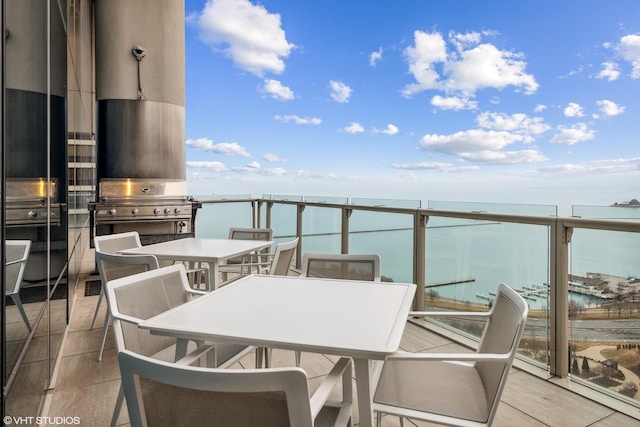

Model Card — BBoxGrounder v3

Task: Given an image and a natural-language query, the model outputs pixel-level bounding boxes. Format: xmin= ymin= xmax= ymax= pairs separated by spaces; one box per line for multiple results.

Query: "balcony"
xmin=14 ymin=196 xmax=640 ymax=425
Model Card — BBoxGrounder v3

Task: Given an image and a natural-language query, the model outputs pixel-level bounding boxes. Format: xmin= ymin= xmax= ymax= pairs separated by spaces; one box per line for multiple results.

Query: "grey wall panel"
xmin=97 ymin=100 xmax=185 ymax=179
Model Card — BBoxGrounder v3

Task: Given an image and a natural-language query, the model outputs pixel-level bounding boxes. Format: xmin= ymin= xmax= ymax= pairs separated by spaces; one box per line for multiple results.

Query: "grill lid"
xmin=7 ymin=178 xmax=59 ymax=204
xmin=98 ymin=178 xmax=188 ymax=202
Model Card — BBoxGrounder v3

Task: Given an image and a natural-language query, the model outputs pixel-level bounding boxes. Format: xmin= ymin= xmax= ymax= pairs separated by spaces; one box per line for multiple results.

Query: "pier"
xmin=425 ymin=278 xmax=475 ymax=288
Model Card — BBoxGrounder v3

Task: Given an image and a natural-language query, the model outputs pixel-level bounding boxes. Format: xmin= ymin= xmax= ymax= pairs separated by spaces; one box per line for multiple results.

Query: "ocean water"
xmin=195 ymin=198 xmax=640 ymax=310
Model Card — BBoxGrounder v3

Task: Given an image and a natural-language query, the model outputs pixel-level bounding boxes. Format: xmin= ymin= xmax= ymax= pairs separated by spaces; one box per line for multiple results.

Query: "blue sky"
xmin=183 ymin=0 xmax=639 ymax=208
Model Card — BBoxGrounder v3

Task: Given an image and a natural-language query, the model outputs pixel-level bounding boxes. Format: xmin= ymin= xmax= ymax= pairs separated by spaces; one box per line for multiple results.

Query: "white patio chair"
xmin=94 ymin=251 xmax=160 ymax=361
xmin=224 ymin=237 xmax=299 ymax=279
xmin=219 ymin=227 xmax=273 ymax=280
xmin=302 ymin=253 xmax=381 ymax=281
xmin=106 ymin=264 xmax=257 ymax=427
xmin=5 ymin=240 xmax=32 ymax=331
xmin=91 ymin=232 xmax=144 ymax=335
xmin=372 ymin=283 xmax=529 ymax=427
xmin=295 ymin=252 xmax=381 ymax=366
xmin=118 ymin=347 xmax=353 ymax=427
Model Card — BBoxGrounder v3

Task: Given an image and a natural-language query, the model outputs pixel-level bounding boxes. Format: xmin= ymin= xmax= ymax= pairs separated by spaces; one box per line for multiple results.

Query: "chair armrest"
xmin=309 ymin=357 xmax=352 ymax=419
xmin=187 ymin=289 xmax=207 ymax=297
xmin=409 ymin=310 xmax=492 ymax=318
xmin=385 ymin=351 xmax=511 ymax=363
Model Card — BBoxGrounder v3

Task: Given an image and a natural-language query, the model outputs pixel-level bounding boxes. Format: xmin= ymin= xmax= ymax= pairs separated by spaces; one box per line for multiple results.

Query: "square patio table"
xmin=139 ymin=274 xmax=416 ymax=427
xmin=120 ymin=237 xmax=272 ymax=290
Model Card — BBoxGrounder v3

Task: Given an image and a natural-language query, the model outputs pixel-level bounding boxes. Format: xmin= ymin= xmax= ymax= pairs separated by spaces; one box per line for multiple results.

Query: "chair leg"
xmin=9 ymin=294 xmax=31 ymax=331
xmin=110 ymin=383 xmax=124 ymax=427
xmin=90 ymin=287 xmax=106 ymax=329
xmin=97 ymin=311 xmax=111 ymax=362
xmin=295 ymin=350 xmax=301 ymax=367
xmin=256 ymin=347 xmax=263 ymax=368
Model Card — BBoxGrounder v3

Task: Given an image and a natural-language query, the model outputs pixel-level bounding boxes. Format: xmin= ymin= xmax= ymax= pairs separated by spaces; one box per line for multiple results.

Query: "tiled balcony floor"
xmin=39 ymin=271 xmax=639 ymax=427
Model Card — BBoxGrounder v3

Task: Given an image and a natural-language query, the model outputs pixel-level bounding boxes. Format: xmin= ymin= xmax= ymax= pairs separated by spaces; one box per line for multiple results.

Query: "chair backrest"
xmin=95 ymin=251 xmax=160 ymax=286
xmin=476 ymin=283 xmax=529 ymax=421
xmin=119 ymin=348 xmax=318 ymax=427
xmin=105 ymin=264 xmax=192 ymax=357
xmin=301 ymin=253 xmax=381 ymax=281
xmin=94 ymin=231 xmax=142 ymax=254
xmin=227 ymin=227 xmax=273 ymax=264
xmin=5 ymin=240 xmax=31 ymax=296
xmin=228 ymin=227 xmax=273 ymax=242
xmin=268 ymin=238 xmax=299 ymax=276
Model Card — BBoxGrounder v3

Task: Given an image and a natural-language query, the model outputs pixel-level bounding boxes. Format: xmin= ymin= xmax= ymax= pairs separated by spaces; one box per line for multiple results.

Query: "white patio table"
xmin=119 ymin=237 xmax=272 ymax=290
xmin=138 ymin=274 xmax=416 ymax=427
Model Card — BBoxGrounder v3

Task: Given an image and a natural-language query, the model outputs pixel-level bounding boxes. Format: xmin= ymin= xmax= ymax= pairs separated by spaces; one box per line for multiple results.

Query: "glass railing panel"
xmin=423 ymin=215 xmax=550 ymax=367
xmin=195 ymin=198 xmax=254 ymax=238
xmin=429 ymin=200 xmax=557 ymax=216
xmin=349 ymin=210 xmax=414 ymax=283
xmin=265 ymin=202 xmax=297 ymax=244
xmin=573 ymin=204 xmax=640 ymax=220
xmin=568 ymin=210 xmax=640 ymax=406
xmin=300 ymin=206 xmax=342 ymax=253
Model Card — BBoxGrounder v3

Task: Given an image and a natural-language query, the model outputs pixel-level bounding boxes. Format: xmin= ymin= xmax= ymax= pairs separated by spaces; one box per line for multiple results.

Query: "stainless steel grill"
xmin=6 ymin=178 xmax=62 ymax=227
xmin=89 ymin=178 xmax=201 ymax=245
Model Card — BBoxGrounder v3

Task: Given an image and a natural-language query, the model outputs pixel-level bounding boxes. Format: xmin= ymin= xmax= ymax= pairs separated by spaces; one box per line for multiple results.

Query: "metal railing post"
xmin=341 ymin=208 xmax=352 ymax=254
xmin=296 ymin=204 xmax=305 ymax=269
xmin=413 ymin=212 xmax=427 ymax=311
xmin=550 ymin=220 xmax=571 ymax=377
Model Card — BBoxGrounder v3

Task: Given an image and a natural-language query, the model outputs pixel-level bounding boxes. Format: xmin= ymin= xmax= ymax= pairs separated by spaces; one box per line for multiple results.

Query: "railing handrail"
xmin=196 ymin=196 xmax=640 ymax=379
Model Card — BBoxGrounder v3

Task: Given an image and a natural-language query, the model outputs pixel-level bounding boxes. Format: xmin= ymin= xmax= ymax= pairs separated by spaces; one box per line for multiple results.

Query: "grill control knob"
xmin=174 ymin=207 xmax=181 ymax=214
xmin=132 ymin=208 xmax=139 ymax=216
xmin=109 ymin=208 xmax=117 ymax=215
xmin=164 ymin=207 xmax=172 ymax=214
xmin=27 ymin=210 xmax=38 ymax=218
xmin=154 ymin=208 xmax=161 ymax=215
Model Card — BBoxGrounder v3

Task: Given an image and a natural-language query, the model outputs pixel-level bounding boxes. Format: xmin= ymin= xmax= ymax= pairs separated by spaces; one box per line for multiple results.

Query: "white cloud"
xmin=534 ymin=104 xmax=547 ymax=113
xmin=596 ymin=99 xmax=625 ymax=117
xmin=262 ymin=79 xmax=294 ymax=100
xmin=329 ymin=80 xmax=352 ymax=103
xmin=448 ymin=30 xmax=483 ymax=52
xmin=186 ymin=160 xmax=227 ymax=172
xmin=597 ymin=61 xmax=620 ymax=81
xmin=402 ymin=31 xmax=447 ymax=97
xmin=538 ymin=157 xmax=640 ymax=174
xmin=444 ymin=43 xmax=538 ymax=94
xmin=617 ymin=34 xmax=640 ymax=78
xmin=563 ymin=102 xmax=584 ymax=117
xmin=402 ymin=30 xmax=538 ymax=108
xmin=550 ymin=123 xmax=596 ymax=145
xmin=186 ymin=138 xmax=251 ymax=157
xmin=476 ymin=112 xmax=550 ymax=136
xmin=373 ymin=124 xmax=399 ymax=135
xmin=274 ymin=114 xmax=322 ymax=125
xmin=430 ymin=95 xmax=477 ymax=110
xmin=194 ymin=0 xmax=295 ymax=76
xmin=390 ymin=161 xmax=479 ymax=172
xmin=343 ymin=122 xmax=365 ymax=134
xmin=232 ymin=162 xmax=288 ymax=175
xmin=419 ymin=129 xmax=546 ymax=164
xmin=369 ymin=48 xmax=383 ymax=66
xmin=263 ymin=153 xmax=282 ymax=162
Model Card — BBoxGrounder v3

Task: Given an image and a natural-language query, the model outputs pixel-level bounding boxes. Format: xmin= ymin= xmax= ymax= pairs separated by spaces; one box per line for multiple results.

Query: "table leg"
xmin=173 ymin=338 xmax=188 ymax=362
xmin=353 ymin=358 xmax=374 ymax=427
xmin=210 ymin=262 xmax=219 ymax=291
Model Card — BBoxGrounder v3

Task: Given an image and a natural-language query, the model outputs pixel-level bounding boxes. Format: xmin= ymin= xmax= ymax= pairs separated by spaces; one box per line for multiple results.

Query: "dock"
xmin=425 ymin=278 xmax=475 ymax=288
